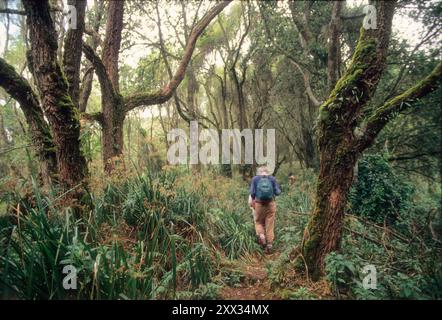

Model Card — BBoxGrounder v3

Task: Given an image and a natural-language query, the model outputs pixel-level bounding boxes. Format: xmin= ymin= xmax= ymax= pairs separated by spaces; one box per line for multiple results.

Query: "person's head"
xmin=257 ymin=166 xmax=269 ymax=176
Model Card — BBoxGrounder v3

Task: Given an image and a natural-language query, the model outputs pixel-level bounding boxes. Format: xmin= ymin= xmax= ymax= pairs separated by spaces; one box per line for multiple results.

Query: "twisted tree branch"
xmin=123 ymin=0 xmax=231 ymax=112
xmin=82 ymin=43 xmax=116 ymax=102
xmin=355 ymin=63 xmax=442 ymax=153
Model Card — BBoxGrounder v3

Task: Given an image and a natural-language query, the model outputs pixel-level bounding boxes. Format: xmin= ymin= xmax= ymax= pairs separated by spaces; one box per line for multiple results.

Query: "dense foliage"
xmin=349 ymin=154 xmax=414 ymax=225
xmin=0 ymin=0 xmax=441 ymax=300
xmin=0 ymin=169 xmax=260 ymax=299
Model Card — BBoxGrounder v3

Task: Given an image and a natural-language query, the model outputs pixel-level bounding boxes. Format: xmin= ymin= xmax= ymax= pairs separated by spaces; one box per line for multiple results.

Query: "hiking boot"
xmin=258 ymin=234 xmax=266 ymax=247
xmin=265 ymin=243 xmax=273 ymax=254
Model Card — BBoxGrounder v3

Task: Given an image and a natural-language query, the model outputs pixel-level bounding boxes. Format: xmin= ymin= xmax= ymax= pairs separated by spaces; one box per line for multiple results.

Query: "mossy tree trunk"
xmin=62 ymin=0 xmax=86 ymax=109
xmin=0 ymin=57 xmax=58 ymax=185
xmin=78 ymin=1 xmax=105 ymax=113
xmin=302 ymin=1 xmax=442 ymax=280
xmin=102 ymin=97 xmax=126 ymax=173
xmin=23 ymin=0 xmax=88 ymax=196
xmin=100 ymin=0 xmax=125 ymax=173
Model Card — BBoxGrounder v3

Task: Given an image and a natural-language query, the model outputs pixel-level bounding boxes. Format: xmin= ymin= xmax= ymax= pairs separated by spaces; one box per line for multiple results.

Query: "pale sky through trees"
xmin=0 ymin=0 xmax=436 ymax=121
xmin=0 ymin=1 xmax=429 ymax=62
xmin=120 ymin=0 xmax=428 ymax=68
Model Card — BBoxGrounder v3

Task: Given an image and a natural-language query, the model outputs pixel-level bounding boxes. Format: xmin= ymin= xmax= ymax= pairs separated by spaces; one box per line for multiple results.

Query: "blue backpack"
xmin=256 ymin=176 xmax=274 ymax=201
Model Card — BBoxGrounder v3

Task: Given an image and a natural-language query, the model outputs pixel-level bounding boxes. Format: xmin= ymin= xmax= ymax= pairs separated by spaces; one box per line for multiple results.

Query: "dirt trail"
xmin=220 ymin=252 xmax=281 ymax=300
xmin=219 ymin=250 xmax=333 ymax=300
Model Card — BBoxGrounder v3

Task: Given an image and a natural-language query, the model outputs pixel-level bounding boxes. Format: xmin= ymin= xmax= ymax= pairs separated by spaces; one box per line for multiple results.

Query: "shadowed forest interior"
xmin=0 ymin=0 xmax=441 ymax=300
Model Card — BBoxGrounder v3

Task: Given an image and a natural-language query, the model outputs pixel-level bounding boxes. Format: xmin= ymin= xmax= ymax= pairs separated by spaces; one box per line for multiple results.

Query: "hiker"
xmin=288 ymin=172 xmax=296 ymax=185
xmin=248 ymin=194 xmax=256 ymax=221
xmin=249 ymin=166 xmax=281 ymax=253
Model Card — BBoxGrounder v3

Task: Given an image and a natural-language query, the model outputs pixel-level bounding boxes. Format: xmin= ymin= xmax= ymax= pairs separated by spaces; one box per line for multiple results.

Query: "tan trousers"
xmin=254 ymin=201 xmax=276 ymax=244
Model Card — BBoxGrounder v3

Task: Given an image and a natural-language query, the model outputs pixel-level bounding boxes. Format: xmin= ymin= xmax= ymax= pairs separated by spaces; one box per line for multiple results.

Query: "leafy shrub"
xmin=0 ymin=171 xmax=218 ymax=299
xmin=220 ymin=269 xmax=244 ymax=287
xmin=283 ymin=287 xmax=316 ymax=300
xmin=349 ymin=154 xmax=414 ymax=224
xmin=338 ymin=203 xmax=442 ymax=300
xmin=175 ymin=282 xmax=221 ymax=300
xmin=325 ymin=252 xmax=358 ymax=297
xmin=209 ymin=208 xmax=260 ymax=259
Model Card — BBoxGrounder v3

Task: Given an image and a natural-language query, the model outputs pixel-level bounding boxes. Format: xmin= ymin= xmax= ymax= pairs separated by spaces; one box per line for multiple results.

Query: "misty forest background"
xmin=0 ymin=0 xmax=441 ymax=300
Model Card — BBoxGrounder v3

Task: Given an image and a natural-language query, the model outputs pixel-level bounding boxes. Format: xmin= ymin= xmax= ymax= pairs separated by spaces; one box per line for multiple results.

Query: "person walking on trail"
xmin=249 ymin=166 xmax=281 ymax=253
xmin=288 ymin=172 xmax=296 ymax=185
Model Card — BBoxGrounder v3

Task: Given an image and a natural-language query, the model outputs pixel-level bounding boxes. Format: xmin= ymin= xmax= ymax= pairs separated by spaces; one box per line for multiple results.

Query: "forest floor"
xmin=218 ymin=249 xmax=334 ymax=300
xmin=219 ymin=252 xmax=281 ymax=300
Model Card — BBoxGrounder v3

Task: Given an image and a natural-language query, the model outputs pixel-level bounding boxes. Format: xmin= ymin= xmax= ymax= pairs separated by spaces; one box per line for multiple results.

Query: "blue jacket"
xmin=249 ymin=175 xmax=281 ymax=200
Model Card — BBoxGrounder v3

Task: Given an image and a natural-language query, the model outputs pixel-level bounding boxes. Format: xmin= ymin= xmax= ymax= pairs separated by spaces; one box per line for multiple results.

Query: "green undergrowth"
xmin=1 ymin=165 xmax=440 ymax=300
xmin=0 ymin=168 xmax=260 ymax=299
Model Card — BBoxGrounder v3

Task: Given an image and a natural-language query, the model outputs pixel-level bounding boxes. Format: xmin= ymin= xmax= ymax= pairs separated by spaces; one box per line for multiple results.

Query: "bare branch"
xmin=0 ymin=8 xmax=26 ymax=15
xmin=340 ymin=13 xmax=365 ymax=20
xmin=81 ymin=112 xmax=104 ymax=125
xmin=327 ymin=1 xmax=342 ymax=92
xmin=82 ymin=43 xmax=116 ymax=102
xmin=84 ymin=26 xmax=103 ymax=48
xmin=63 ymin=0 xmax=87 ymax=108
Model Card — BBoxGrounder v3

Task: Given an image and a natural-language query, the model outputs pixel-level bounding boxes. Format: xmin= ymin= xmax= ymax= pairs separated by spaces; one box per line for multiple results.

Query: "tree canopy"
xmin=0 ymin=0 xmax=441 ymax=301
